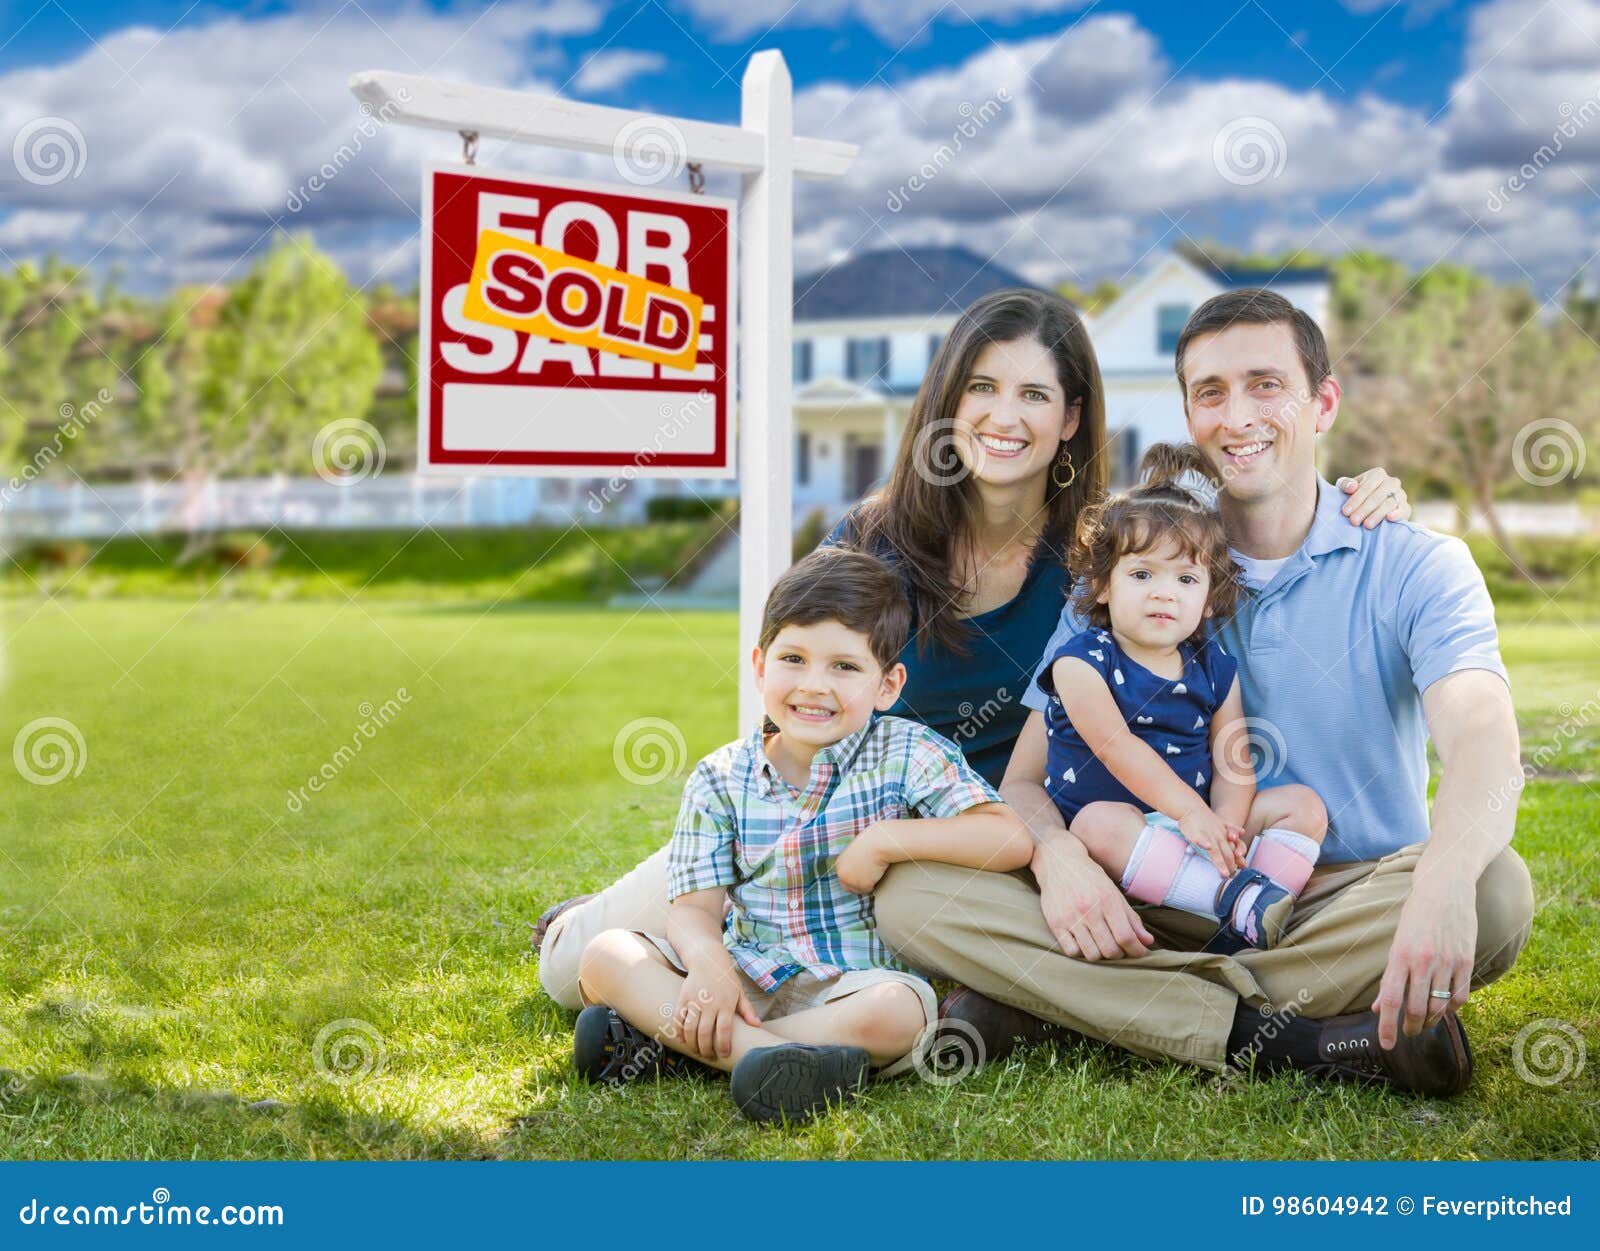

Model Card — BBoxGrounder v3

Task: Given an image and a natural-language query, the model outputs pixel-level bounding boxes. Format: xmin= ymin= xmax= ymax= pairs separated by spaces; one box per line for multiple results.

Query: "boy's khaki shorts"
xmin=636 ymin=931 xmax=939 ymax=1079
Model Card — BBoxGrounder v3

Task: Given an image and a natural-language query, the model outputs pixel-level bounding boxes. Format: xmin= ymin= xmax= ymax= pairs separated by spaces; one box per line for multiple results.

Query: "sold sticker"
xmin=461 ymin=228 xmax=703 ymax=373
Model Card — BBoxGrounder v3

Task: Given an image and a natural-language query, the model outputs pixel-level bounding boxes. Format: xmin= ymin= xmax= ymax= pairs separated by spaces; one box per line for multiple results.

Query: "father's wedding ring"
xmin=1429 ymin=989 xmax=1452 ymax=999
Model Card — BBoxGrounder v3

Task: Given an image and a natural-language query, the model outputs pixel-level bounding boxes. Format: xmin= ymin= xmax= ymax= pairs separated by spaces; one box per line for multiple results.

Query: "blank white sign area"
xmin=441 ymin=384 xmax=717 ymax=455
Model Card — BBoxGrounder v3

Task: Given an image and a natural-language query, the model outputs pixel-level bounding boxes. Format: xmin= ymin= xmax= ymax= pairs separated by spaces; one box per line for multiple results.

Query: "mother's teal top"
xmin=823 ymin=511 xmax=1070 ymax=788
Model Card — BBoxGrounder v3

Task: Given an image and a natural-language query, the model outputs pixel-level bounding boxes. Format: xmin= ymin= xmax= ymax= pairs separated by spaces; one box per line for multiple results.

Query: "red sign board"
xmin=419 ymin=164 xmax=736 ymax=476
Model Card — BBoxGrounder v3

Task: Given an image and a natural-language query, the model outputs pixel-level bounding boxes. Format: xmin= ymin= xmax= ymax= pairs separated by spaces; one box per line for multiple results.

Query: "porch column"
xmin=881 ymin=404 xmax=899 ymax=464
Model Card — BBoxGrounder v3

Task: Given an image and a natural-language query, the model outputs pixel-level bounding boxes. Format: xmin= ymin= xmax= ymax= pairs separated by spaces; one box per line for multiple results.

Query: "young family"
xmin=536 ymin=287 xmax=1535 ymax=1123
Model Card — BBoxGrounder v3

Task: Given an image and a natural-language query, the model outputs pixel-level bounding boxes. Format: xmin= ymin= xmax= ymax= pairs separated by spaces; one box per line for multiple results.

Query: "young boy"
xmin=573 ymin=547 xmax=1032 ymax=1123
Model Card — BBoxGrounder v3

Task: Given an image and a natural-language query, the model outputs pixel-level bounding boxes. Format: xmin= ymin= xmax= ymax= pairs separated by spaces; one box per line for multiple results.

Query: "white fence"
xmin=0 ymin=472 xmax=763 ymax=539
xmin=1411 ymin=500 xmax=1600 ymax=538
xmin=0 ymin=474 xmax=600 ymax=538
xmin=0 ymin=474 xmax=1586 ymax=542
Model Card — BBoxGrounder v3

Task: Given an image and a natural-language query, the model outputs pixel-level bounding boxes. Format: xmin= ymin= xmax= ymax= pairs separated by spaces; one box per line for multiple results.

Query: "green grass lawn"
xmin=0 ymin=596 xmax=1595 ymax=1160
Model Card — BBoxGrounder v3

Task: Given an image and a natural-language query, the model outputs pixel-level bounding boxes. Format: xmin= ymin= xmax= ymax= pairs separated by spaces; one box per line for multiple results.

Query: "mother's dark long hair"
xmin=849 ymin=288 xmax=1107 ymax=656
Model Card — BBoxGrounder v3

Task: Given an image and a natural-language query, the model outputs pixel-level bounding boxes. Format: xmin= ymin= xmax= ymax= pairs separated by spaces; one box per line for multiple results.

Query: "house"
xmin=1089 ymin=252 xmax=1331 ymax=483
xmin=603 ymin=245 xmax=1331 ymax=527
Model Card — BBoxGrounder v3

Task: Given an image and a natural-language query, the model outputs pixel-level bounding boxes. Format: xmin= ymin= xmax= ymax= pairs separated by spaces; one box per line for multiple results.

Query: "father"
xmin=873 ymin=289 xmax=1535 ymax=1095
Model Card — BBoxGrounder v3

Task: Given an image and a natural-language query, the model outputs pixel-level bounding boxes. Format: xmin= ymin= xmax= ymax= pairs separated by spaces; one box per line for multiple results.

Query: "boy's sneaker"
xmin=573 ymin=1005 xmax=708 ymax=1086
xmin=1202 ymin=868 xmax=1296 ymax=955
xmin=730 ymin=1044 xmax=871 ymax=1124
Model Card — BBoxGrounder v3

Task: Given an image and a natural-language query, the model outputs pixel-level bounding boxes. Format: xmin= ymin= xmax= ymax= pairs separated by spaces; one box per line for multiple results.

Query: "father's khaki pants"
xmin=539 ymin=841 xmax=1535 ymax=1071
xmin=872 ymin=842 xmax=1534 ymax=1070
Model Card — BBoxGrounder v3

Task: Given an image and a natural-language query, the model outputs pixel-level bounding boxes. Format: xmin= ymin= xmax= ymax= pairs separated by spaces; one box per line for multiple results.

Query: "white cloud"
xmin=0 ymin=0 xmax=605 ymax=291
xmin=4 ymin=0 xmax=1597 ymax=301
xmin=1358 ymin=0 xmax=1600 ymax=291
xmin=791 ymin=15 xmax=1431 ymax=286
xmin=675 ymin=0 xmax=1089 ymax=42
xmin=574 ymin=49 xmax=667 ymax=94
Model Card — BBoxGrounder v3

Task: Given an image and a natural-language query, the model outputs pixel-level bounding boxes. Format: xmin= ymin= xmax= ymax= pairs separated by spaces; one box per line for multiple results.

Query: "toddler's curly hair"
xmin=1069 ymin=443 xmax=1242 ymax=640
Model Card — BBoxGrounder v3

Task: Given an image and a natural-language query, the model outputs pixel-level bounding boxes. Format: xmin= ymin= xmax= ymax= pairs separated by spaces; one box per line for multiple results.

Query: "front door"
xmin=846 ymin=441 xmax=882 ymax=500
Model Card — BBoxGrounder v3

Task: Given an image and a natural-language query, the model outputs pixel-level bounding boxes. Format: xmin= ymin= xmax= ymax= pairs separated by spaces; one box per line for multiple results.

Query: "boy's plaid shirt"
xmin=666 ymin=714 xmax=1001 ymax=990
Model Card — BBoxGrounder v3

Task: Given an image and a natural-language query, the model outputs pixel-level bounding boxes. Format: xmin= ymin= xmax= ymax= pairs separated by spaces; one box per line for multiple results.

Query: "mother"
xmin=535 ymin=288 xmax=1406 ymax=1009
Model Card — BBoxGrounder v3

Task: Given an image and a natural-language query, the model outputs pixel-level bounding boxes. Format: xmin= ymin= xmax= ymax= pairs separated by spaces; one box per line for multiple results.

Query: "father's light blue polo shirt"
xmin=1023 ymin=478 xmax=1508 ymax=863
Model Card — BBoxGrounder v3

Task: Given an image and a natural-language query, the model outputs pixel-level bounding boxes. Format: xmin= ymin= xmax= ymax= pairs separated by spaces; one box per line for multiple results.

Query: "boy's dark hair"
xmin=1069 ymin=443 xmax=1242 ymax=641
xmin=759 ymin=547 xmax=910 ymax=670
xmin=1174 ymin=287 xmax=1331 ymax=397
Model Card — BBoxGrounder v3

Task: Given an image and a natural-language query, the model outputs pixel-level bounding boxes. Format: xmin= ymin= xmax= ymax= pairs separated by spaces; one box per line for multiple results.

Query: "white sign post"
xmin=351 ymin=54 xmax=856 ymax=734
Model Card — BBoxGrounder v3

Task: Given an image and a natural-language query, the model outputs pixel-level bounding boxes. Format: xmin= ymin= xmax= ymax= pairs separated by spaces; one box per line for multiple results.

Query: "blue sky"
xmin=2 ymin=0 xmax=1596 ymax=298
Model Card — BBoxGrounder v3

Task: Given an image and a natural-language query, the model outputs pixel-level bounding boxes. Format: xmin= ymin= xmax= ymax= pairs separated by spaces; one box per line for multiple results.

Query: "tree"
xmin=199 ymin=230 xmax=381 ymax=478
xmin=1056 ymin=278 xmax=1123 ymax=314
xmin=0 ymin=258 xmax=123 ymax=479
xmin=126 ymin=233 xmax=381 ymax=556
xmin=1334 ymin=272 xmax=1599 ymax=580
xmin=1562 ymin=268 xmax=1600 ymax=344
xmin=132 ymin=289 xmax=213 ymax=475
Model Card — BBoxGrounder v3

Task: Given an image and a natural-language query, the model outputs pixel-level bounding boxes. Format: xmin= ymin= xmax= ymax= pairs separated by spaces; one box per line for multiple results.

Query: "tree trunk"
xmin=1476 ymin=488 xmax=1538 ymax=584
xmin=174 ymin=468 xmax=212 ymax=565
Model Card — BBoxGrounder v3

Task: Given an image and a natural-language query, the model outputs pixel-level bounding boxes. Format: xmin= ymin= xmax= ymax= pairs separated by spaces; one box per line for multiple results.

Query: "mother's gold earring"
xmin=1051 ymin=444 xmax=1076 ymax=489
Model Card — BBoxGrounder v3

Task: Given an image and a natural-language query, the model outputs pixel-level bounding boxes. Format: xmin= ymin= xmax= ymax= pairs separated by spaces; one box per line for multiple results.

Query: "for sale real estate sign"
xmin=419 ymin=164 xmax=736 ymax=476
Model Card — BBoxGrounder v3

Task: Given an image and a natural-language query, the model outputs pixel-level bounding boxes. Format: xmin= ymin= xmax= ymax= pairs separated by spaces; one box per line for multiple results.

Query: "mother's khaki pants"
xmin=540 ymin=845 xmax=676 ymax=1010
xmin=539 ymin=840 xmax=1534 ymax=1071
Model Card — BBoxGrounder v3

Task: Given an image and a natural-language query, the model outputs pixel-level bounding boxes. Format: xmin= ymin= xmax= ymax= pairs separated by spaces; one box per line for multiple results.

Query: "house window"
xmin=797 ymin=432 xmax=811 ymax=486
xmin=793 ymin=340 xmax=813 ymax=383
xmin=1156 ymin=304 xmax=1190 ymax=355
xmin=846 ymin=336 xmax=889 ymax=382
xmin=1120 ymin=428 xmax=1142 ymax=486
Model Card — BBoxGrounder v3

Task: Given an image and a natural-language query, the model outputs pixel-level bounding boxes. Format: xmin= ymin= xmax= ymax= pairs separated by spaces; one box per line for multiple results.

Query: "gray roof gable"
xmin=793 ymin=246 xmax=1041 ymax=321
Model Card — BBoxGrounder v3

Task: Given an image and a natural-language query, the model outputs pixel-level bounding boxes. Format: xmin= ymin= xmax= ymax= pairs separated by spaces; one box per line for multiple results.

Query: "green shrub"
xmin=644 ymin=496 xmax=733 ymax=523
xmin=201 ymin=531 xmax=277 ymax=570
xmin=11 ymin=539 xmax=91 ymax=570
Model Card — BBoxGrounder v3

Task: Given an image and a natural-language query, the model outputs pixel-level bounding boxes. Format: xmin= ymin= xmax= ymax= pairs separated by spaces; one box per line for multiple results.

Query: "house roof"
xmin=1193 ymin=257 xmax=1331 ymax=286
xmin=793 ymin=246 xmax=1042 ymax=321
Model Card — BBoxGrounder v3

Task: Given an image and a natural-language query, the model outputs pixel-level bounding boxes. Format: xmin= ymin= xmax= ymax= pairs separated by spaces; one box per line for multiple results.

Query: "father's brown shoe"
xmin=935 ymin=986 xmax=1068 ymax=1067
xmin=1307 ymin=1009 xmax=1473 ymax=1097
